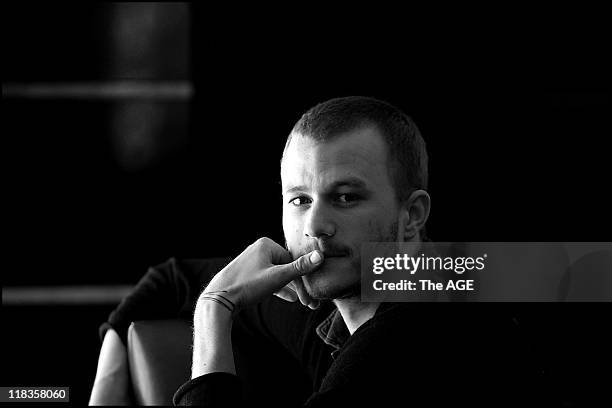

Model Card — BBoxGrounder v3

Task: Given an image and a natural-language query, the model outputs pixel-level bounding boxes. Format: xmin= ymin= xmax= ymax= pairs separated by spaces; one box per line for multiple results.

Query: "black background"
xmin=2 ymin=4 xmax=610 ymax=406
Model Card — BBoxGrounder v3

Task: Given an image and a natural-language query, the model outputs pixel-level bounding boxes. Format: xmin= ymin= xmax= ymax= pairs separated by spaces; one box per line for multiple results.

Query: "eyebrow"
xmin=284 ymin=177 xmax=368 ymax=194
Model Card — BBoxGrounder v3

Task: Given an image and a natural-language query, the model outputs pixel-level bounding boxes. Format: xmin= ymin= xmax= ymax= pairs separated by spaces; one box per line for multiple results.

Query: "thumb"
xmin=277 ymin=250 xmax=324 ymax=281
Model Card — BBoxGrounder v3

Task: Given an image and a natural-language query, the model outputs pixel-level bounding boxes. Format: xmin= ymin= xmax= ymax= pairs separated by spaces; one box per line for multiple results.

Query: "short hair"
xmin=284 ymin=96 xmax=428 ymax=204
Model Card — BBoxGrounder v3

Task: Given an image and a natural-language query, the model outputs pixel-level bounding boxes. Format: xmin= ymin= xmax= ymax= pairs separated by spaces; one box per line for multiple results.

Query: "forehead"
xmin=281 ymin=126 xmax=392 ymax=191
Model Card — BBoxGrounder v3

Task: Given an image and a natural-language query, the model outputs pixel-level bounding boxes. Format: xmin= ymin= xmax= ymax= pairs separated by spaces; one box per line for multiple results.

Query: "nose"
xmin=304 ymin=201 xmax=336 ymax=239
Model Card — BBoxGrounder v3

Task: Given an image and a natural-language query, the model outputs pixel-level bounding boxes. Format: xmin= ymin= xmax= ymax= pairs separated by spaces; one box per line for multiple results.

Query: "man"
xmin=91 ymin=96 xmax=551 ymax=406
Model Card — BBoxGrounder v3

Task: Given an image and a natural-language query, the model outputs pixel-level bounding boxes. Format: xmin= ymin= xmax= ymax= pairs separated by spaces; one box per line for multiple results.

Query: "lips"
xmin=321 ymin=250 xmax=348 ymax=258
xmin=302 ymin=244 xmax=349 ymax=259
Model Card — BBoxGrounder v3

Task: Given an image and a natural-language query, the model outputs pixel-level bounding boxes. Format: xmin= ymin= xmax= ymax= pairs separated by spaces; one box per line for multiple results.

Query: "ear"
xmin=397 ymin=190 xmax=431 ymax=242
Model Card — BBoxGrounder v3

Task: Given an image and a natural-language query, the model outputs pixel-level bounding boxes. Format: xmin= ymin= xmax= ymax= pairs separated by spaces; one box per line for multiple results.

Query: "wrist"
xmin=194 ymin=297 xmax=234 ymax=327
xmin=198 ymin=289 xmax=237 ymax=313
xmin=192 ymin=296 xmax=236 ymax=378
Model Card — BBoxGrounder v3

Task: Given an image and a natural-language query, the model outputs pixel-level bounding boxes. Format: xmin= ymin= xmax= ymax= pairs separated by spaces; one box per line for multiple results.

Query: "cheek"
xmin=282 ymin=211 xmax=301 ymax=241
xmin=367 ymin=218 xmax=379 ymax=234
xmin=361 ymin=214 xmax=396 ymax=240
xmin=333 ymin=218 xmax=376 ymax=255
xmin=345 ymin=217 xmax=383 ymax=238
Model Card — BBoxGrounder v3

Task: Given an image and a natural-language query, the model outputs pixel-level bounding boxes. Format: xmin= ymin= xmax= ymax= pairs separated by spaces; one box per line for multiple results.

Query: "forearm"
xmin=192 ymin=299 xmax=236 ymax=379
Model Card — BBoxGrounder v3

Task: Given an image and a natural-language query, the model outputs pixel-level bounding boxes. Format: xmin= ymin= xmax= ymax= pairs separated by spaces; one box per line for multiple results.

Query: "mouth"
xmin=321 ymin=251 xmax=349 ymax=259
xmin=323 ymin=257 xmax=345 ymax=261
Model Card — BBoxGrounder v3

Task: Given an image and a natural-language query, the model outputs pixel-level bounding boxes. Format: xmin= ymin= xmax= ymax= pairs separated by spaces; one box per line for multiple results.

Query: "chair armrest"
xmin=127 ymin=319 xmax=192 ymax=405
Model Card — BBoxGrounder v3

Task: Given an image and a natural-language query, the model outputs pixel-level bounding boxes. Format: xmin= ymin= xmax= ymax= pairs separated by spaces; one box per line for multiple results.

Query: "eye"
xmin=289 ymin=196 xmax=312 ymax=206
xmin=336 ymin=193 xmax=360 ymax=206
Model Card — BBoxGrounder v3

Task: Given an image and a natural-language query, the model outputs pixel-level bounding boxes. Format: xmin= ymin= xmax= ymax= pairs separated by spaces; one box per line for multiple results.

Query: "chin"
xmin=303 ymin=257 xmax=360 ymax=300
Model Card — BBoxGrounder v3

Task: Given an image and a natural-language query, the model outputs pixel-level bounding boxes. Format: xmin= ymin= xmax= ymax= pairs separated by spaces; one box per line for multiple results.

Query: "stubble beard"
xmin=299 ymin=220 xmax=400 ymax=301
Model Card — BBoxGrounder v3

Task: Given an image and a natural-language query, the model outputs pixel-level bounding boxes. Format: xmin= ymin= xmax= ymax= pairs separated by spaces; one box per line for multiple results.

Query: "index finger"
xmin=267 ymin=240 xmax=294 ymax=266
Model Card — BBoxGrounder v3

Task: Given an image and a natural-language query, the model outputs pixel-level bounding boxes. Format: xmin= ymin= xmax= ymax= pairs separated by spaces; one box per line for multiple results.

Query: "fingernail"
xmin=310 ymin=251 xmax=322 ymax=264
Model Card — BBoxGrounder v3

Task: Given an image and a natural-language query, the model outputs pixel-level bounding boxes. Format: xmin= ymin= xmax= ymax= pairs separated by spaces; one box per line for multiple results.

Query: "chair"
xmin=127 ymin=319 xmax=192 ymax=405
xmin=126 ymin=316 xmax=312 ymax=406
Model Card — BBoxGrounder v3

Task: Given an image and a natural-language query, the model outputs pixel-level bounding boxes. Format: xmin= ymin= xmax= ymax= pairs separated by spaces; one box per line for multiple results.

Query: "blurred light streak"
xmin=2 ymin=81 xmax=193 ymax=100
xmin=3 ymin=285 xmax=133 ymax=305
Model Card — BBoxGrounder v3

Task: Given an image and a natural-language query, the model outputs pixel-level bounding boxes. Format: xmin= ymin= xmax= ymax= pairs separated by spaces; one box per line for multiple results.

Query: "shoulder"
xmin=147 ymin=256 xmax=233 ymax=288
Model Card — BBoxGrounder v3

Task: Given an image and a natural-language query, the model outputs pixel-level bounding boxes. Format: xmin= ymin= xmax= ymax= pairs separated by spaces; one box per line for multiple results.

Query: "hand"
xmin=274 ymin=277 xmax=321 ymax=310
xmin=201 ymin=237 xmax=324 ymax=313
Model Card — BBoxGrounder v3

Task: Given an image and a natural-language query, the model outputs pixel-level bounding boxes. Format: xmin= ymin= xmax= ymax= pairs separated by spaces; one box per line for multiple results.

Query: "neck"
xmin=333 ymin=298 xmax=380 ymax=335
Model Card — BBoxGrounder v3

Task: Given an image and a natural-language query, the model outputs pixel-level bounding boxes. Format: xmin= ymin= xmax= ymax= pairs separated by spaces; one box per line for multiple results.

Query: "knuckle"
xmin=294 ymin=256 xmax=309 ymax=274
xmin=293 ymin=258 xmax=304 ymax=273
xmin=255 ymin=237 xmax=272 ymax=247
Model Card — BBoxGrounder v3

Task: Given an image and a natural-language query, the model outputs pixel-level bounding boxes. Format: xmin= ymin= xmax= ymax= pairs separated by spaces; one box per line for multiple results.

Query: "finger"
xmin=275 ymin=250 xmax=324 ymax=282
xmin=265 ymin=239 xmax=294 ymax=265
xmin=292 ymin=278 xmax=319 ymax=309
xmin=274 ymin=286 xmax=298 ymax=302
xmin=287 ymin=280 xmax=298 ymax=292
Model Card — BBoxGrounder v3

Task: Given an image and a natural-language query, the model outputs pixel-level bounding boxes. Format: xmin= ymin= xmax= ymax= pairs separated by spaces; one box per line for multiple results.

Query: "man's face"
xmin=281 ymin=126 xmax=401 ymax=300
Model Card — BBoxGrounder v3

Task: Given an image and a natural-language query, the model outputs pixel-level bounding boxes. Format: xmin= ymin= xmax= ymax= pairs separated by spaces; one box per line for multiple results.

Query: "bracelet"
xmin=200 ymin=296 xmax=233 ymax=313
xmin=200 ymin=291 xmax=235 ymax=314
xmin=204 ymin=291 xmax=236 ymax=310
